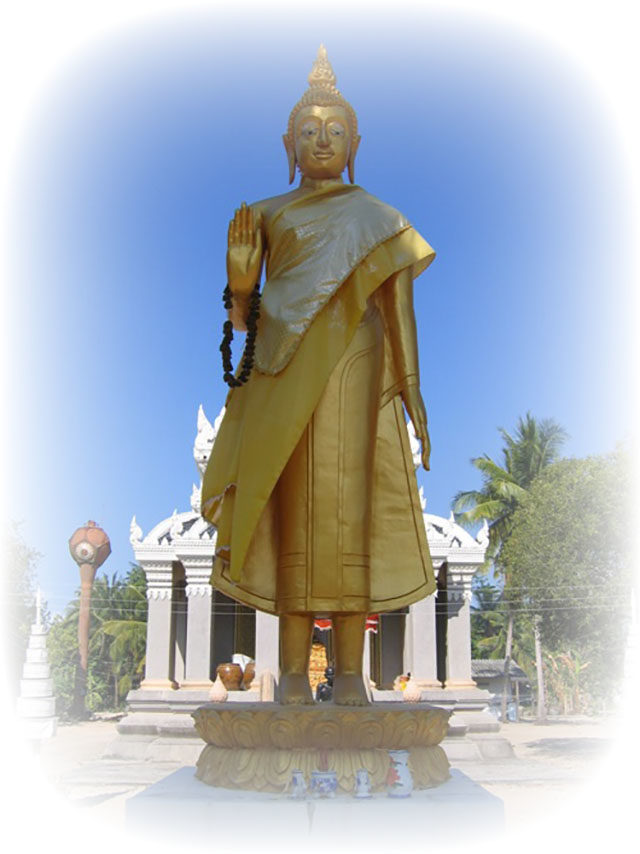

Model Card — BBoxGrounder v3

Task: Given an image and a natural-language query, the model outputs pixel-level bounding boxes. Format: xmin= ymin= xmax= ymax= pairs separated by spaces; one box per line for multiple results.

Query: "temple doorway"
xmin=371 ymin=609 xmax=408 ymax=689
xmin=435 ymin=562 xmax=448 ymax=685
xmin=210 ymin=591 xmax=256 ymax=678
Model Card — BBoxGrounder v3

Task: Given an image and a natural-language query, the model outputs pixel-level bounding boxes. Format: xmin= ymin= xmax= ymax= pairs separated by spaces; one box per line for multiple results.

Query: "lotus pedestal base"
xmin=192 ymin=701 xmax=451 ymax=794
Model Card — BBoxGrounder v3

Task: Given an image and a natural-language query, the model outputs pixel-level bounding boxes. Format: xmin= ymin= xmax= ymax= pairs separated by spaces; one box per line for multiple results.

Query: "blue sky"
xmin=5 ymin=7 xmax=633 ymax=614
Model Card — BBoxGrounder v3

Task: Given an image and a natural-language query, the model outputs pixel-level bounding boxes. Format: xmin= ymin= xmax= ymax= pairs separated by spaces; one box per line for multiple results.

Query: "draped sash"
xmin=201 ymin=186 xmax=436 ymax=614
xmin=256 ymin=184 xmax=411 ymax=374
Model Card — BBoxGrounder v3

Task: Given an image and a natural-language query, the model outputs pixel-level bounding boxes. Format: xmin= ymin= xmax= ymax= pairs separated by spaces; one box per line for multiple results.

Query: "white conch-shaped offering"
xmin=209 ymin=673 xmax=228 ymax=702
xmin=402 ymin=676 xmax=422 ymax=703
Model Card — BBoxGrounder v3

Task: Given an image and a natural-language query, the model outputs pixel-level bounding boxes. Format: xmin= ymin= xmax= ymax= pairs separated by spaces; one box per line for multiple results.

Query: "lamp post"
xmin=68 ymin=521 xmax=111 ymax=717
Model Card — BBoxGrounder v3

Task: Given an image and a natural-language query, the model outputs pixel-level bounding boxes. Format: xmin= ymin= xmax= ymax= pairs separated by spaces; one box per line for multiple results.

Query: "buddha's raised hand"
xmin=226 ymin=202 xmax=263 ymax=295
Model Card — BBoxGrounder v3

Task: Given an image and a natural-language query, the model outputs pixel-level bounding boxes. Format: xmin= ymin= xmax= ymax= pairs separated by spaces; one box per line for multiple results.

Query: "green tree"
xmin=48 ymin=565 xmax=148 ymax=718
xmin=470 ymin=577 xmax=505 ymax=659
xmin=1 ymin=523 xmax=48 ymax=696
xmin=453 ymin=413 xmax=567 ymax=719
xmin=501 ymin=449 xmax=632 ymax=713
xmin=471 ymin=577 xmax=535 ymax=680
xmin=100 ymin=566 xmax=148 ymax=704
xmin=47 ymin=612 xmax=80 ymax=716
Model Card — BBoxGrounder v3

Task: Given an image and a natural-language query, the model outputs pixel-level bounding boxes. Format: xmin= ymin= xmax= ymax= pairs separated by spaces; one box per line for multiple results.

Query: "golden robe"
xmin=202 ymin=183 xmax=436 ymax=616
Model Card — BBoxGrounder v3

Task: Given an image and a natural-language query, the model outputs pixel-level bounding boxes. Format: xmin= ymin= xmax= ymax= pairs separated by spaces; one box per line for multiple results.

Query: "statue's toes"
xmin=333 ymin=691 xmax=370 ymax=706
xmin=279 ymin=674 xmax=314 ymax=705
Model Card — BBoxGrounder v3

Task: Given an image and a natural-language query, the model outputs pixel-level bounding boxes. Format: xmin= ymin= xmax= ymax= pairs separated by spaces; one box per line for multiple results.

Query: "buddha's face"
xmin=293 ymin=105 xmax=351 ymax=179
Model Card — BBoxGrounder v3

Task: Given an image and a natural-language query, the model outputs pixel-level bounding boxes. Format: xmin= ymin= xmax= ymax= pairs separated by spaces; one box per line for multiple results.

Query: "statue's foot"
xmin=279 ymin=673 xmax=314 ymax=705
xmin=332 ymin=673 xmax=370 ymax=706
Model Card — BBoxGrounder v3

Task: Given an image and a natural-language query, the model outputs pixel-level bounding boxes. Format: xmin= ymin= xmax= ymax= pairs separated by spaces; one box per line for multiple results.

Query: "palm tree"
xmin=471 ymin=577 xmax=535 ymax=673
xmin=471 ymin=578 xmax=509 ymax=659
xmin=453 ymin=413 xmax=567 ymax=561
xmin=51 ymin=565 xmax=148 ymax=713
xmin=101 ymin=573 xmax=147 ymax=704
xmin=92 ymin=567 xmax=147 ymax=706
xmin=102 ymin=615 xmax=147 ymax=704
xmin=453 ymin=413 xmax=567 ymax=720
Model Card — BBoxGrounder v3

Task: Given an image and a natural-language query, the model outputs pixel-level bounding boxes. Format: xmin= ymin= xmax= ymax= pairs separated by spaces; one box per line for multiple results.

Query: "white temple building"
xmin=111 ymin=407 xmax=509 ymax=761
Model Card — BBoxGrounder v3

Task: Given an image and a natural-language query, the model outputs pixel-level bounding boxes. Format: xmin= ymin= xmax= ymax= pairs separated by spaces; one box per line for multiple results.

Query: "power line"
xmin=20 ymin=603 xmax=633 ymax=620
xmin=4 ymin=579 xmax=632 ymax=602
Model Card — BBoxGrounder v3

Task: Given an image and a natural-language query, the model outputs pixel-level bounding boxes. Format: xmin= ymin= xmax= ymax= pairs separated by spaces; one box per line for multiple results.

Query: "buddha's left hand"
xmin=403 ymin=386 xmax=431 ymax=471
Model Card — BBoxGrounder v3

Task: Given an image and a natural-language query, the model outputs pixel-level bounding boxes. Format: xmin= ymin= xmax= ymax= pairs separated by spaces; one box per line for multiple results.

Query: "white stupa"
xmin=16 ymin=589 xmax=57 ymax=740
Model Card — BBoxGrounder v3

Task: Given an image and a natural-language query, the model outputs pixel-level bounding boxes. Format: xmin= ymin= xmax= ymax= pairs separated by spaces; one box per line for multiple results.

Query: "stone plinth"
xmin=126 ymin=766 xmax=504 ymax=846
xmin=192 ymin=701 xmax=451 ymax=793
xmin=422 ymin=686 xmax=502 ymax=733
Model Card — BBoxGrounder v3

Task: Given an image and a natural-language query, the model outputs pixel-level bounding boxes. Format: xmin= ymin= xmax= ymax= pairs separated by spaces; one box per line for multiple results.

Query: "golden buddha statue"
xmin=202 ymin=46 xmax=436 ymax=706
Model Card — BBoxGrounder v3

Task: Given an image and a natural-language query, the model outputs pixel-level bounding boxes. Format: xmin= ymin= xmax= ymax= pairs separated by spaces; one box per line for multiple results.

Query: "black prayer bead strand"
xmin=220 ymin=283 xmax=261 ymax=388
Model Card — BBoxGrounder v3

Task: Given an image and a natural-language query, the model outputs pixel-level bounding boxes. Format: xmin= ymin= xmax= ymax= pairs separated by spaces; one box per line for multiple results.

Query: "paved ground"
xmin=456 ymin=716 xmax=619 ymax=830
xmin=11 ymin=712 xmax=633 ymax=852
xmin=34 ymin=717 xmax=183 ymax=824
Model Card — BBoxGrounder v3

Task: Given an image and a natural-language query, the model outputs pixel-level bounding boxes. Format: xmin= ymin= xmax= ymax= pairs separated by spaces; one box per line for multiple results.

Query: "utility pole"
xmin=534 ymin=614 xmax=546 ymax=723
xmin=501 ymin=611 xmax=513 ymax=723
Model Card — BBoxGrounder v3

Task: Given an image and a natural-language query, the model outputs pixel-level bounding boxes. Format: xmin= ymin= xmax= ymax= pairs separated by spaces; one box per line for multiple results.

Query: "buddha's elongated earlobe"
xmin=348 ymin=135 xmax=361 ymax=184
xmin=283 ymin=134 xmax=297 ymax=184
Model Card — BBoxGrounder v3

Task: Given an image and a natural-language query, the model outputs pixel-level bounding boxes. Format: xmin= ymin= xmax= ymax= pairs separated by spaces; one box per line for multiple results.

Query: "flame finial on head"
xmin=307 ymin=44 xmax=337 ymax=92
